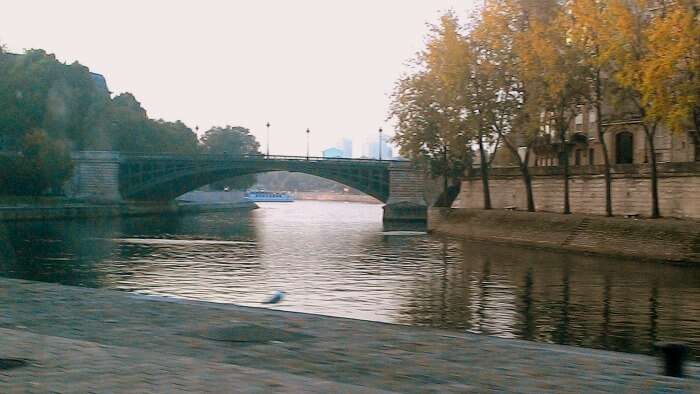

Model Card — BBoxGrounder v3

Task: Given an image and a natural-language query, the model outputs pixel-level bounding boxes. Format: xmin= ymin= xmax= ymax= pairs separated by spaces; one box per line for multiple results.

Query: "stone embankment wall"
xmin=176 ymin=191 xmax=249 ymax=204
xmin=294 ymin=192 xmax=381 ymax=204
xmin=0 ymin=200 xmax=256 ymax=222
xmin=0 ymin=203 xmax=179 ymax=222
xmin=429 ymin=208 xmax=700 ymax=263
xmin=454 ymin=162 xmax=700 ymax=219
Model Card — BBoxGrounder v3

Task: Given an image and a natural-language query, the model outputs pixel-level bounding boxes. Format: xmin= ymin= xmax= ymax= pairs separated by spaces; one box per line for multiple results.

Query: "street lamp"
xmin=306 ymin=128 xmax=310 ymax=160
xmin=378 ymin=127 xmax=383 ymax=161
xmin=266 ymin=122 xmax=270 ymax=158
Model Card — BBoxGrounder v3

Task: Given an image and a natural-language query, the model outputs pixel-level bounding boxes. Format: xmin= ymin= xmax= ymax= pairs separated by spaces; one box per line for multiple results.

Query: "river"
xmin=1 ymin=200 xmax=700 ymax=358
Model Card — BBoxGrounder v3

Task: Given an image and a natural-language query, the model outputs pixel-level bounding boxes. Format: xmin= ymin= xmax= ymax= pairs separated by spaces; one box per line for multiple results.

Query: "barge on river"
xmin=244 ymin=190 xmax=295 ymax=202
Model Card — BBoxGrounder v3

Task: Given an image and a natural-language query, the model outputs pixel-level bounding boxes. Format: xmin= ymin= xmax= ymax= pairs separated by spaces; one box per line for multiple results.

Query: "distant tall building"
xmin=367 ymin=135 xmax=392 ymax=160
xmin=338 ymin=138 xmax=353 ymax=158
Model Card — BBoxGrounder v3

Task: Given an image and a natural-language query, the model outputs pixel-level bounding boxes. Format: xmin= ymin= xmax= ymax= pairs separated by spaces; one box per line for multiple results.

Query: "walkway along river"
xmin=1 ymin=201 xmax=700 ymax=359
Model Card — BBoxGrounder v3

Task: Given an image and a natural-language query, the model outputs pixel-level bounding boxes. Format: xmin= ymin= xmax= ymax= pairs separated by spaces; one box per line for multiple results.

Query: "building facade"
xmin=504 ymin=104 xmax=699 ymax=169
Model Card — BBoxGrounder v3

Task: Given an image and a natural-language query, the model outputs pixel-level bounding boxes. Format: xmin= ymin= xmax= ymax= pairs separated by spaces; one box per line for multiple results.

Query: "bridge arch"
xmin=67 ymin=152 xmax=428 ymax=221
xmin=119 ymin=155 xmax=392 ymax=202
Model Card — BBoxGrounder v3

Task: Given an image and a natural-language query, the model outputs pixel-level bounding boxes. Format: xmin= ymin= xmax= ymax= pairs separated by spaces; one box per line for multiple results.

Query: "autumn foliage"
xmin=390 ymin=0 xmax=700 ymax=217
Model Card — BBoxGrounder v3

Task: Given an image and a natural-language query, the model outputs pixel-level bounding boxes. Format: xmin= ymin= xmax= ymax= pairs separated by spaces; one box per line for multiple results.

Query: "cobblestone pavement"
xmin=0 ymin=278 xmax=698 ymax=393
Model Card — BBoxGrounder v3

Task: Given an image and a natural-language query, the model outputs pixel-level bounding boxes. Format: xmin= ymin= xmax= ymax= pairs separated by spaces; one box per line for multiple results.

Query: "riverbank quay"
xmin=428 ymin=208 xmax=700 ymax=263
xmin=294 ymin=192 xmax=382 ymax=204
xmin=0 ymin=198 xmax=256 ymax=222
xmin=0 ymin=278 xmax=698 ymax=392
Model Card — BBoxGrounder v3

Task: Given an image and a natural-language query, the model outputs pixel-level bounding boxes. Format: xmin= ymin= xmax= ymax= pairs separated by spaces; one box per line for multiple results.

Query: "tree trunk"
xmin=477 ymin=131 xmax=492 ymax=210
xmin=502 ymin=134 xmax=535 ymax=211
xmin=692 ymin=109 xmax=700 ymax=158
xmin=595 ymin=73 xmax=613 ymax=216
xmin=521 ymin=162 xmax=535 ymax=212
xmin=443 ymin=145 xmax=449 ymax=207
xmin=645 ymin=126 xmax=661 ymax=218
xmin=599 ymin=129 xmax=613 ymax=217
xmin=560 ymin=128 xmax=571 ymax=214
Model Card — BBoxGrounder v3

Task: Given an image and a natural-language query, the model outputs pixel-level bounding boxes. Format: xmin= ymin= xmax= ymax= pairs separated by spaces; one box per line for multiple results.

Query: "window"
xmin=575 ymin=149 xmax=582 ymax=166
xmin=616 ymin=131 xmax=634 ymax=164
xmin=575 ymin=111 xmax=584 ymax=132
xmin=589 ymin=149 xmax=595 ymax=165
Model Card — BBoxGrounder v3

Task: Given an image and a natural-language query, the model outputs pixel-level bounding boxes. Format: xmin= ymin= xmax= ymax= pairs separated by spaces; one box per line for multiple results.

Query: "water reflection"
xmin=1 ymin=201 xmax=700 ymax=359
xmin=398 ymin=239 xmax=700 ymax=357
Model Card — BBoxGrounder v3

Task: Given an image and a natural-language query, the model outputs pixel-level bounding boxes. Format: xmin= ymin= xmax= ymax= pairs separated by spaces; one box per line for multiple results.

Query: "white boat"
xmin=244 ymin=190 xmax=295 ymax=202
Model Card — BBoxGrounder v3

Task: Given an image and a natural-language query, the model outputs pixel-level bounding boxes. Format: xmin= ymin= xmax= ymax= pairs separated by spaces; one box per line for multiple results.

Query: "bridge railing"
xmin=118 ymin=152 xmax=408 ymax=164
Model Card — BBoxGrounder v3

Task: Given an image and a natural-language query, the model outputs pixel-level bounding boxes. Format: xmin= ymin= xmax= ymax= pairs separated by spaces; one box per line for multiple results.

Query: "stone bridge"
xmin=67 ymin=151 xmax=431 ymax=221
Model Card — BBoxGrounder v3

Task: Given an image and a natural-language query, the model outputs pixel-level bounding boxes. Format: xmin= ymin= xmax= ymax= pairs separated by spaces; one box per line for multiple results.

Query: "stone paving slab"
xmin=0 ymin=327 xmax=387 ymax=393
xmin=0 ymin=278 xmax=699 ymax=392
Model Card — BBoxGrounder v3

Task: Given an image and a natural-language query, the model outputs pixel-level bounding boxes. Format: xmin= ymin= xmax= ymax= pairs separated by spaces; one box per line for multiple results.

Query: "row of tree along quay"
xmin=0 ymin=48 xmax=261 ymax=202
xmin=390 ymin=0 xmax=700 ymax=218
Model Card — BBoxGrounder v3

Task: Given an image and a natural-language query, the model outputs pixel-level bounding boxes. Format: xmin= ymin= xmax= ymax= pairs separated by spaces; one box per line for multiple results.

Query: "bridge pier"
xmin=383 ymin=164 xmax=427 ymax=222
xmin=65 ymin=151 xmax=123 ymax=202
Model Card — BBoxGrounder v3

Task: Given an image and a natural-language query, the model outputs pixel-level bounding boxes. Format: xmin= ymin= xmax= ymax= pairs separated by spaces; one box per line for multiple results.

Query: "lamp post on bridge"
xmin=306 ymin=128 xmax=310 ymax=160
xmin=266 ymin=122 xmax=270 ymax=158
xmin=378 ymin=127 xmax=383 ymax=161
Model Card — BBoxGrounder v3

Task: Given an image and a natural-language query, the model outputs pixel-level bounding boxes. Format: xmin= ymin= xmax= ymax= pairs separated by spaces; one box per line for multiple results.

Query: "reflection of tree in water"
xmin=119 ymin=211 xmax=257 ymax=240
xmin=649 ymin=283 xmax=659 ymax=349
xmin=98 ymin=212 xmax=265 ymax=294
xmin=397 ymin=240 xmax=700 ymax=359
xmin=0 ymin=211 xmax=262 ymax=289
xmin=553 ymin=264 xmax=571 ymax=345
xmin=0 ymin=219 xmax=122 ymax=287
xmin=600 ymin=276 xmax=611 ymax=349
xmin=519 ymin=269 xmax=536 ymax=341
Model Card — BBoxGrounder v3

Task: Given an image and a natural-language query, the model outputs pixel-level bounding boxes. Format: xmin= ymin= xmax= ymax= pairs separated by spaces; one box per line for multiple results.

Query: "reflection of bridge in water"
xmin=68 ymin=151 xmax=432 ymax=221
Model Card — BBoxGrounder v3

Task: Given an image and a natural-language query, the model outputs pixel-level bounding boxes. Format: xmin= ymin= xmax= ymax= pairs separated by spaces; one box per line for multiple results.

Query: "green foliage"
xmin=0 ymin=50 xmax=110 ymax=150
xmin=102 ymin=93 xmax=200 ymax=154
xmin=201 ymin=126 xmax=261 ymax=190
xmin=0 ymin=130 xmax=73 ymax=196
xmin=0 ymin=49 xmax=202 ymax=195
xmin=201 ymin=126 xmax=260 ymax=155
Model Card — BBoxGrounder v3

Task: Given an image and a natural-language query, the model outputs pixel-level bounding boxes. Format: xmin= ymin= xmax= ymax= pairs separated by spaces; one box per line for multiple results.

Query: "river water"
xmin=1 ymin=201 xmax=700 ymax=358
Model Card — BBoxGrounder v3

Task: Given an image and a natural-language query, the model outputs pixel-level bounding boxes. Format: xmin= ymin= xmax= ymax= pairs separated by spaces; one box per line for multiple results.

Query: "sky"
xmin=2 ymin=0 xmax=478 ymax=157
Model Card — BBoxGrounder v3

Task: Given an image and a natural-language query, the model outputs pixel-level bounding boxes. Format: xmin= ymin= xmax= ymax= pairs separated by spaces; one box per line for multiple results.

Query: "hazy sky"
xmin=2 ymin=1 xmax=478 ymax=156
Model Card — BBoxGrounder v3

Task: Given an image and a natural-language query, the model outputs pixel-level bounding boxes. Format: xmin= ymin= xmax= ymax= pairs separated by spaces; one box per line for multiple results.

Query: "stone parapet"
xmin=457 ymin=163 xmax=700 ymax=219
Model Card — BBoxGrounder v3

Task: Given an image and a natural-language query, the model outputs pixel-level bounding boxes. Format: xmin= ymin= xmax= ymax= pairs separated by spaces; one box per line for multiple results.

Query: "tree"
xmin=2 ymin=130 xmax=74 ymax=196
xmin=567 ymin=0 xmax=616 ymax=216
xmin=468 ymin=0 xmax=547 ymax=212
xmin=597 ymin=0 xmax=667 ymax=218
xmin=390 ymin=13 xmax=474 ymax=207
xmin=151 ymin=119 xmax=200 ymax=154
xmin=200 ymin=126 xmax=261 ymax=190
xmin=641 ymin=0 xmax=700 ymax=150
xmin=517 ymin=5 xmax=590 ymax=214
xmin=0 ymin=50 xmax=111 ymax=150
xmin=0 ymin=48 xmax=203 ymax=197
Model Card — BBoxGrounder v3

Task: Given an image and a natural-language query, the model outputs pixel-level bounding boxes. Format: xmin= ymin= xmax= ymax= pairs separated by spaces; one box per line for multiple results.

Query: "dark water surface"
xmin=1 ymin=201 xmax=700 ymax=358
